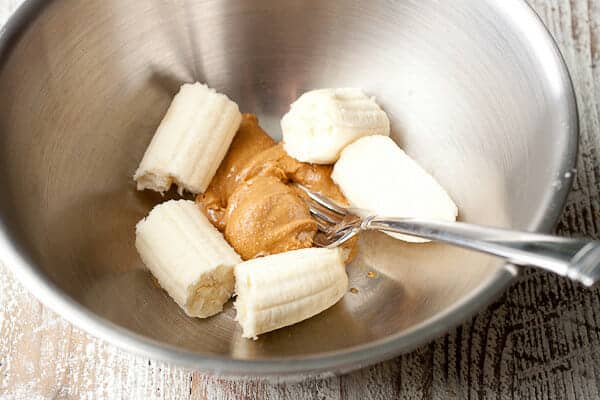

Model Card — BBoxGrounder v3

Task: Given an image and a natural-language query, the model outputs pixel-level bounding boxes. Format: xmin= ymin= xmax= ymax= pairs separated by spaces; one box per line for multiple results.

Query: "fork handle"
xmin=363 ymin=216 xmax=600 ymax=286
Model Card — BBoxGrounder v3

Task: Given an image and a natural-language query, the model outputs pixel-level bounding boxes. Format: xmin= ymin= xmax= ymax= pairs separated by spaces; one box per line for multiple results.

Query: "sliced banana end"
xmin=185 ymin=264 xmax=235 ymax=318
xmin=134 ymin=169 xmax=200 ymax=195
xmin=134 ymin=170 xmax=172 ymax=194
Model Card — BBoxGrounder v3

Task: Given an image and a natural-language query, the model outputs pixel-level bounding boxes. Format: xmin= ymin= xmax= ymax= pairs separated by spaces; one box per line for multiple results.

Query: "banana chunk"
xmin=234 ymin=247 xmax=348 ymax=338
xmin=332 ymin=135 xmax=458 ymax=243
xmin=134 ymin=82 xmax=242 ymax=194
xmin=281 ymin=88 xmax=390 ymax=164
xmin=135 ymin=200 xmax=242 ymax=318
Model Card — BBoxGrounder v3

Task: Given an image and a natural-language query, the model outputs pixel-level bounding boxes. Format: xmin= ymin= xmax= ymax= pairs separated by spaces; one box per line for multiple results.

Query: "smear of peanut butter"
xmin=224 ymin=176 xmax=316 ymax=259
xmin=197 ymin=113 xmax=356 ymax=261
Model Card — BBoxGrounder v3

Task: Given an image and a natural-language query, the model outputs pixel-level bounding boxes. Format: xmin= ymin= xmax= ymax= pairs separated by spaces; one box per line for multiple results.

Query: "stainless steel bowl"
xmin=0 ymin=0 xmax=577 ymax=377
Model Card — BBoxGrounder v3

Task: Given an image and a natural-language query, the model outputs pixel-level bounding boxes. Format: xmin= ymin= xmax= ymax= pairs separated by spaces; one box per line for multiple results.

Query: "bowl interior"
xmin=0 ymin=0 xmax=575 ymax=365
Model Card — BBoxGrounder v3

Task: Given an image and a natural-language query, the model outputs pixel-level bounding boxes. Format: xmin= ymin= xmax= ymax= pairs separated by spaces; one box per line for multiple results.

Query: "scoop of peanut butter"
xmin=224 ymin=176 xmax=316 ymax=259
xmin=197 ymin=113 xmax=355 ymax=261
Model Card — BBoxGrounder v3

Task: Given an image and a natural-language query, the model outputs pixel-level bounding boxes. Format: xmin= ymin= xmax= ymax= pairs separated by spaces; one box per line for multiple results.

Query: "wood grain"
xmin=3 ymin=0 xmax=600 ymax=398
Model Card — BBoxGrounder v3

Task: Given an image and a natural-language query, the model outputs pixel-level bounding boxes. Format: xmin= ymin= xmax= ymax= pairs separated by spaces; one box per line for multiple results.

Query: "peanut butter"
xmin=197 ymin=113 xmax=356 ymax=260
xmin=224 ymin=176 xmax=316 ymax=259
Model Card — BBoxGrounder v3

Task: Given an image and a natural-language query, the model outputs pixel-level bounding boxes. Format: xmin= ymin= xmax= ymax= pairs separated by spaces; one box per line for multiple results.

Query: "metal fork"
xmin=295 ymin=184 xmax=600 ymax=287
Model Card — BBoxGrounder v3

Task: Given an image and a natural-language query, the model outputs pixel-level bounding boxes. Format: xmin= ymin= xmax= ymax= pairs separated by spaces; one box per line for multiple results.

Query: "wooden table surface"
xmin=3 ymin=0 xmax=600 ymax=398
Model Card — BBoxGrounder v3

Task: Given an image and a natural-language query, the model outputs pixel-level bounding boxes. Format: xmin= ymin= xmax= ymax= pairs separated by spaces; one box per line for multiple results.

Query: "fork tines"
xmin=294 ymin=184 xmax=361 ymax=248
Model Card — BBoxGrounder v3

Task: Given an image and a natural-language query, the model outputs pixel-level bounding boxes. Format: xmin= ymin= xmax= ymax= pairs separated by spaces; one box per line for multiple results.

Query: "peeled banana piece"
xmin=281 ymin=88 xmax=390 ymax=164
xmin=135 ymin=200 xmax=242 ymax=318
xmin=134 ymin=82 xmax=242 ymax=194
xmin=234 ymin=247 xmax=348 ymax=339
xmin=332 ymin=135 xmax=458 ymax=243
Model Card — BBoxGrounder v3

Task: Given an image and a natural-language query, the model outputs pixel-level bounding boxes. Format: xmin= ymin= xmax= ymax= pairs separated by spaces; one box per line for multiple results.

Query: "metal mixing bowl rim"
xmin=0 ymin=0 xmax=579 ymax=376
